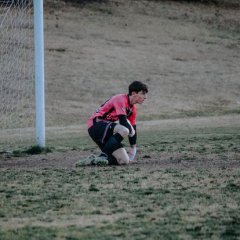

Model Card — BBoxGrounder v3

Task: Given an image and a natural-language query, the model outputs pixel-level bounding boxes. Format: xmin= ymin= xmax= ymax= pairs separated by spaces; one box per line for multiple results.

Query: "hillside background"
xmin=43 ymin=0 xmax=240 ymax=126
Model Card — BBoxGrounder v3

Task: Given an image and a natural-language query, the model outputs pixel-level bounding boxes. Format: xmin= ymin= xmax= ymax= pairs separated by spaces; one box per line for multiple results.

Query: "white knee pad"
xmin=115 ymin=125 xmax=129 ymax=138
xmin=112 ymin=148 xmax=130 ymax=165
xmin=117 ymin=155 xmax=130 ymax=165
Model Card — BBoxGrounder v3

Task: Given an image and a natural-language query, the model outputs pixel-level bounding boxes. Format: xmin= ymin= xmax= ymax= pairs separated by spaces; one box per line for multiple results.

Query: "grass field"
xmin=1 ymin=0 xmax=240 ymax=239
xmin=1 ymin=117 xmax=240 ymax=240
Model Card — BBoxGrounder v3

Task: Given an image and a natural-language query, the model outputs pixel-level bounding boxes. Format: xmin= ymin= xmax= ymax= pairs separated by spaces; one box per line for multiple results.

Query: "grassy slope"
xmin=44 ymin=0 xmax=240 ymax=126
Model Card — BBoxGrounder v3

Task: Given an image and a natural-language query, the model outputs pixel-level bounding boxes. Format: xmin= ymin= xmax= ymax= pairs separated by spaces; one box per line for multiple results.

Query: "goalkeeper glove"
xmin=129 ymin=145 xmax=137 ymax=161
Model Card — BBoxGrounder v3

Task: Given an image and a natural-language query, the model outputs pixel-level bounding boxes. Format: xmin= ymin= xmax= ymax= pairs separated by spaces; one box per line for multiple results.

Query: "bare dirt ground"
xmin=1 ymin=114 xmax=239 ymax=169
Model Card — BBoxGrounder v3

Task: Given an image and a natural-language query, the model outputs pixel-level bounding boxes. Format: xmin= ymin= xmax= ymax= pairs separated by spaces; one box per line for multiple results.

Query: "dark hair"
xmin=128 ymin=81 xmax=148 ymax=95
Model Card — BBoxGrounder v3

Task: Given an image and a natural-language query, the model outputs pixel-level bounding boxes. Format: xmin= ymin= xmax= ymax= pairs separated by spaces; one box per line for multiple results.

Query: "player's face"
xmin=133 ymin=91 xmax=147 ymax=104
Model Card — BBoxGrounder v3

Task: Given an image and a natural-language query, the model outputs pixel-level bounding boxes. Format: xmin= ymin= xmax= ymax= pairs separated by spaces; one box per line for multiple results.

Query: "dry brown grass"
xmin=43 ymin=0 xmax=240 ymax=126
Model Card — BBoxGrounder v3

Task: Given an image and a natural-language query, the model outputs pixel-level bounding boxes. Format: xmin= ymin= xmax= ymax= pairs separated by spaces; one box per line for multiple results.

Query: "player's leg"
xmin=112 ymin=147 xmax=129 ymax=165
xmin=87 ymin=121 xmax=113 ymax=165
xmin=103 ymin=124 xmax=130 ymax=165
xmin=113 ymin=124 xmax=129 ymax=138
xmin=102 ymin=124 xmax=129 ymax=153
xmin=88 ymin=121 xmax=130 ymax=165
xmin=88 ymin=120 xmax=115 ymax=150
xmin=88 ymin=120 xmax=119 ymax=160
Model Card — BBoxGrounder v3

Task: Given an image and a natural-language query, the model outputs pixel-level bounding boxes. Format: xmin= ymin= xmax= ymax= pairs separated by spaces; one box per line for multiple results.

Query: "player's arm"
xmin=119 ymin=115 xmax=137 ymax=161
xmin=118 ymin=115 xmax=135 ymax=137
xmin=126 ymin=106 xmax=137 ymax=161
xmin=128 ymin=125 xmax=137 ymax=161
xmin=129 ymin=125 xmax=137 ymax=146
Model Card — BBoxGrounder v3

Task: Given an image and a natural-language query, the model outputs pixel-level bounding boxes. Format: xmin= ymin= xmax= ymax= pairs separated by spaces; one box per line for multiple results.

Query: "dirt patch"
xmin=1 ymin=150 xmax=239 ymax=172
xmin=1 ymin=213 xmax=132 ymax=230
xmin=1 ymin=115 xmax=239 ymax=170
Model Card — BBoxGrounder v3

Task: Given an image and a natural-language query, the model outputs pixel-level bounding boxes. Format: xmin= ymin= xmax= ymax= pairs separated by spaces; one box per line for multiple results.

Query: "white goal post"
xmin=0 ymin=0 xmax=45 ymax=150
xmin=34 ymin=0 xmax=45 ymax=148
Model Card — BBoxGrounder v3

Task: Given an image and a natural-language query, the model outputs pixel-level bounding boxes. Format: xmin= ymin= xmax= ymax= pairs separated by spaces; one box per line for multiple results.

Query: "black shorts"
xmin=88 ymin=119 xmax=117 ymax=151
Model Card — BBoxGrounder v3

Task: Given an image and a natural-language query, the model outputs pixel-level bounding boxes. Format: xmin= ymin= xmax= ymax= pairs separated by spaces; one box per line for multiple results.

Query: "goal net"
xmin=0 ymin=0 xmax=35 ymax=152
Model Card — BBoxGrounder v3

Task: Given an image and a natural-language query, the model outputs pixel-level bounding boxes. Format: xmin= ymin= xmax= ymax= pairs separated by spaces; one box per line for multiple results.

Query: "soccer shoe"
xmin=90 ymin=155 xmax=109 ymax=166
xmin=75 ymin=154 xmax=109 ymax=167
xmin=75 ymin=154 xmax=96 ymax=167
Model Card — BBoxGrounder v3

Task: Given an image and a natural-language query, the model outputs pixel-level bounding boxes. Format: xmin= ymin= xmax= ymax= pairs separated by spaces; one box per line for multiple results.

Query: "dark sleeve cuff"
xmin=129 ymin=125 xmax=137 ymax=146
xmin=119 ymin=115 xmax=133 ymax=134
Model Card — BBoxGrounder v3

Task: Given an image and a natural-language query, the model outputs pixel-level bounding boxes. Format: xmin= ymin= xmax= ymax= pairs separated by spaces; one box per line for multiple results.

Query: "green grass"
xmin=0 ymin=125 xmax=240 ymax=239
xmin=139 ymin=109 xmax=240 ymax=121
xmin=0 ymin=167 xmax=239 ymax=239
xmin=137 ymin=126 xmax=240 ymax=160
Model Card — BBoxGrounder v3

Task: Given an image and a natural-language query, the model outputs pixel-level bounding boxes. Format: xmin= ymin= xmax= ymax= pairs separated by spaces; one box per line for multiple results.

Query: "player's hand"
xmin=129 ymin=145 xmax=137 ymax=161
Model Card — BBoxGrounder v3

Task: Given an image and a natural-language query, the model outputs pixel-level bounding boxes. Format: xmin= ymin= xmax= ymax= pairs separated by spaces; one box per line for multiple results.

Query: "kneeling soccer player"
xmin=87 ymin=81 xmax=148 ymax=165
